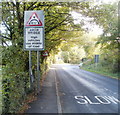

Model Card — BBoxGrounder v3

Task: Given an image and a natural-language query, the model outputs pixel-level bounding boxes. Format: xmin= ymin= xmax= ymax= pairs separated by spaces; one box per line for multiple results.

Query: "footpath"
xmin=25 ymin=69 xmax=59 ymax=113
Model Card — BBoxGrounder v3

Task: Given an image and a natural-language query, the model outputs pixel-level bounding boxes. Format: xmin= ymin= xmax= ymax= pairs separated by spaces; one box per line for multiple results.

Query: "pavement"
xmin=25 ymin=68 xmax=58 ymax=114
xmin=25 ymin=64 xmax=120 ymax=115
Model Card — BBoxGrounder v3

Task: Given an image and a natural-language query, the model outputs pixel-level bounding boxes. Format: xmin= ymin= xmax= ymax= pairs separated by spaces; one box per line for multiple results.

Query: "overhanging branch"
xmin=0 ymin=35 xmax=12 ymax=40
xmin=45 ymin=15 xmax=70 ymax=34
xmin=3 ymin=21 xmax=11 ymax=31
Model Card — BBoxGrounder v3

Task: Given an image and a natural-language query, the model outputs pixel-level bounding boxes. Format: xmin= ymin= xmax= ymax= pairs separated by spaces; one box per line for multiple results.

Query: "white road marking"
xmin=95 ymin=96 xmax=111 ymax=104
xmin=104 ymin=88 xmax=109 ymax=91
xmin=55 ymin=70 xmax=62 ymax=113
xmin=75 ymin=96 xmax=88 ymax=104
xmin=84 ymin=96 xmax=101 ymax=104
xmin=104 ymin=96 xmax=120 ymax=104
xmin=74 ymin=96 xmax=120 ymax=104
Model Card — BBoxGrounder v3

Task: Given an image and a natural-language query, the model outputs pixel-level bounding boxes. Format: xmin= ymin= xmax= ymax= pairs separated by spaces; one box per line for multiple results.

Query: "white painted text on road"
xmin=75 ymin=96 xmax=120 ymax=104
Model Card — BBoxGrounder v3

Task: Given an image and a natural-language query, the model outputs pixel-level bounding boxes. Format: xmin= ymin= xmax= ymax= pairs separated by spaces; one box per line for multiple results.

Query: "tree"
xmin=1 ymin=1 xmax=89 ymax=113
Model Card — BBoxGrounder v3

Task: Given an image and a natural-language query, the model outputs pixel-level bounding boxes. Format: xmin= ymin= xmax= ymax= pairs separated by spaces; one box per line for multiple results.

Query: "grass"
xmin=81 ymin=64 xmax=119 ymax=80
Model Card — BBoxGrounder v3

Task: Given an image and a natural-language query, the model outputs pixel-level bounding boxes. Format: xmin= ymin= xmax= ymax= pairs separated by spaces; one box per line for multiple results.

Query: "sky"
xmin=71 ymin=0 xmax=118 ymax=36
xmin=71 ymin=11 xmax=103 ymax=36
xmin=94 ymin=0 xmax=118 ymax=4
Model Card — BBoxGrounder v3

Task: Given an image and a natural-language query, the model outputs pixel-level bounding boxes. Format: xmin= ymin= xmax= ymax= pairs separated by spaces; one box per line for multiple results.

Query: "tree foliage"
xmin=1 ymin=1 xmax=90 ymax=113
xmin=1 ymin=1 xmax=119 ymax=113
xmin=60 ymin=2 xmax=119 ymax=75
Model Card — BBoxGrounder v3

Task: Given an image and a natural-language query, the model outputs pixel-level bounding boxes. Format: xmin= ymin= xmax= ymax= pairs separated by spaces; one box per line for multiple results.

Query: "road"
xmin=26 ymin=64 xmax=120 ymax=114
xmin=52 ymin=64 xmax=120 ymax=114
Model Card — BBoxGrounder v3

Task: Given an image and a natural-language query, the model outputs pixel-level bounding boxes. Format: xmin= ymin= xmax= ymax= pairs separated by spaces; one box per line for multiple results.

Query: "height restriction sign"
xmin=24 ymin=10 xmax=44 ymax=51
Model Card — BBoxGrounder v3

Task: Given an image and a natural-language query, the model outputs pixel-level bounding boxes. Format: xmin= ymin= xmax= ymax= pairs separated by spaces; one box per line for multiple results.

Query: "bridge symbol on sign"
xmin=26 ymin=12 xmax=43 ymax=26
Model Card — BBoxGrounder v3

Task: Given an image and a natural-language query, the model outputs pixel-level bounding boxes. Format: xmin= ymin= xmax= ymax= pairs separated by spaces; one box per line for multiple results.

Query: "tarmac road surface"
xmin=26 ymin=64 xmax=120 ymax=114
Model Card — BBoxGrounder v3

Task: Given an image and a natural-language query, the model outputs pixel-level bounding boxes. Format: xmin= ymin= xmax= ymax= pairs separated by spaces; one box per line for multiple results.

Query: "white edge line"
xmin=55 ymin=70 xmax=62 ymax=114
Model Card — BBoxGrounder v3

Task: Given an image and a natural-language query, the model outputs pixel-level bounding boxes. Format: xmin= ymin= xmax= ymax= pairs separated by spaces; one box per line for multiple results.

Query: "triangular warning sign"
xmin=26 ymin=12 xmax=42 ymax=26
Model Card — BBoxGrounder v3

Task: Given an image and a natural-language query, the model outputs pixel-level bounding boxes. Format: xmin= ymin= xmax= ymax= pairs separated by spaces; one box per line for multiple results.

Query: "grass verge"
xmin=81 ymin=65 xmax=119 ymax=80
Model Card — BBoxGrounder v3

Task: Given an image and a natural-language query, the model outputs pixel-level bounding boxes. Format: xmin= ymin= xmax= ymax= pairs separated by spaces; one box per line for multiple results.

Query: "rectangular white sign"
xmin=24 ymin=10 xmax=44 ymax=51
xmin=24 ymin=28 xmax=44 ymax=50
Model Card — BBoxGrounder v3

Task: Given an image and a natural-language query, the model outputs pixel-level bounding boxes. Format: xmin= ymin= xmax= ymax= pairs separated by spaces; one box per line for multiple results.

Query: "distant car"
xmin=79 ymin=63 xmax=83 ymax=68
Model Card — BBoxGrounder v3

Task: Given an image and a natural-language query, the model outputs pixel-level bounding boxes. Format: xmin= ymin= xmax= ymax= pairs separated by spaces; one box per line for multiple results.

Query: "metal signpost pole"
xmin=95 ymin=55 xmax=99 ymax=68
xmin=29 ymin=50 xmax=32 ymax=90
xmin=37 ymin=51 xmax=40 ymax=94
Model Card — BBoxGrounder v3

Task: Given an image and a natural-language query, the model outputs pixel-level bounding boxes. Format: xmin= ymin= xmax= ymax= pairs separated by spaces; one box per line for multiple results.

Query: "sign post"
xmin=29 ymin=51 xmax=34 ymax=89
xmin=24 ymin=10 xmax=44 ymax=93
xmin=94 ymin=55 xmax=99 ymax=68
xmin=94 ymin=55 xmax=99 ymax=63
xmin=37 ymin=51 xmax=40 ymax=93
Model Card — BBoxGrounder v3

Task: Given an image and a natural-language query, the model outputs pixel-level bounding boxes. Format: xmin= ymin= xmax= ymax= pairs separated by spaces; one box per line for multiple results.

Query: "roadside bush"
xmin=2 ymin=46 xmax=30 ymax=113
xmin=2 ymin=46 xmax=51 ymax=113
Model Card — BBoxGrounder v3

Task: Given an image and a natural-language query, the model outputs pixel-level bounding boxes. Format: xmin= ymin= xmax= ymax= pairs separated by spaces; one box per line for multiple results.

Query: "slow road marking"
xmin=74 ymin=96 xmax=120 ymax=104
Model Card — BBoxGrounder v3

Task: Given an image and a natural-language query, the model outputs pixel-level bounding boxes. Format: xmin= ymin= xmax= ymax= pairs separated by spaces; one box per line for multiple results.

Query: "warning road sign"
xmin=26 ymin=12 xmax=42 ymax=26
xmin=42 ymin=50 xmax=49 ymax=57
xmin=24 ymin=10 xmax=44 ymax=51
xmin=24 ymin=10 xmax=44 ymax=28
